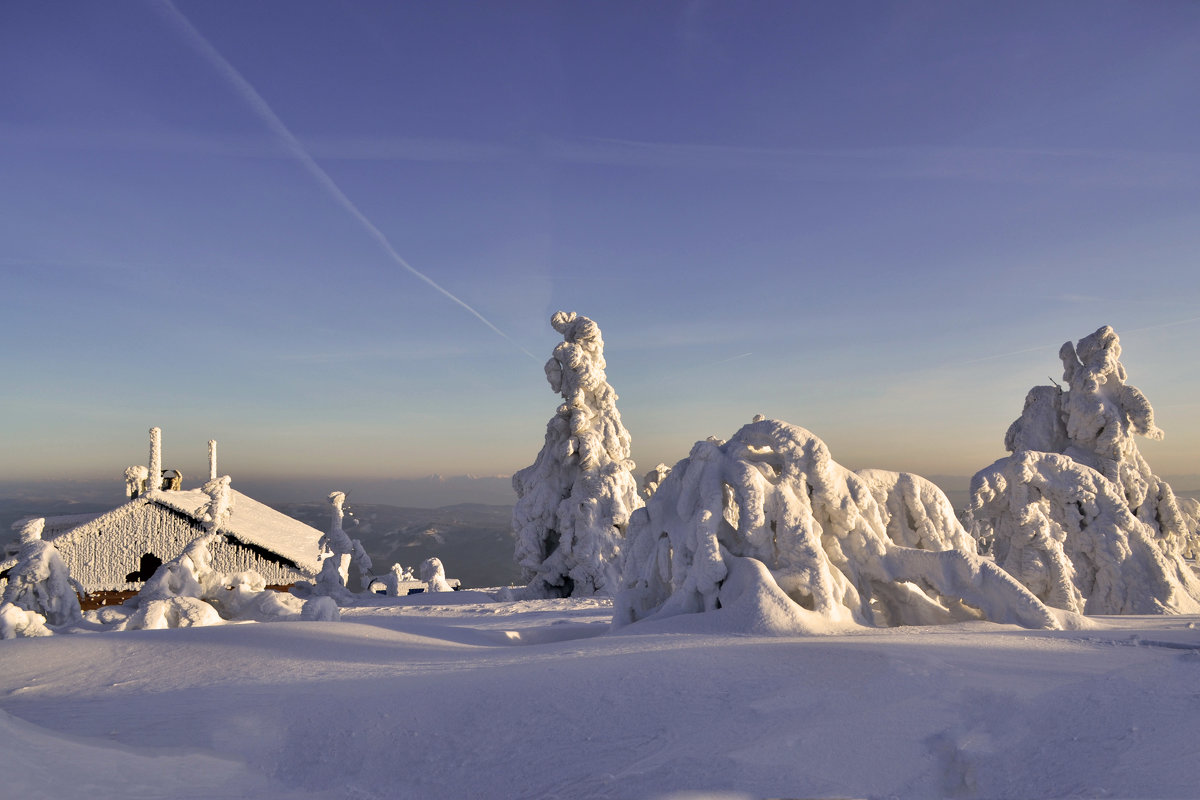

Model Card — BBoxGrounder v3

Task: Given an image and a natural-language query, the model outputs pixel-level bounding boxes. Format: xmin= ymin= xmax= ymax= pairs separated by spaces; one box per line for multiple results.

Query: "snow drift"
xmin=512 ymin=312 xmax=642 ymax=598
xmin=968 ymin=326 xmax=1200 ymax=614
xmin=616 ymin=417 xmax=1058 ymax=633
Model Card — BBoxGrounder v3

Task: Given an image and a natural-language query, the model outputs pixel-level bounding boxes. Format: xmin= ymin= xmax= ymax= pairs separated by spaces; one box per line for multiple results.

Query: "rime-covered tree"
xmin=616 ymin=418 xmax=1058 ymax=633
xmin=297 ymin=491 xmax=373 ymax=601
xmin=512 ymin=311 xmax=642 ymax=597
xmin=1 ymin=518 xmax=83 ymax=628
xmin=968 ymin=326 xmax=1200 ymax=614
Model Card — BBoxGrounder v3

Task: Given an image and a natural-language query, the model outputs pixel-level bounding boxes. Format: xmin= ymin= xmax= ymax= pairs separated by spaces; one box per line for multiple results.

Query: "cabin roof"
xmin=5 ymin=488 xmax=324 ymax=576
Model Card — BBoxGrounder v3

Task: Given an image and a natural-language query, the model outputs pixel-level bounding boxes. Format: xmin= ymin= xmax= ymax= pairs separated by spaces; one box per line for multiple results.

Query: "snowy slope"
xmin=2 ymin=595 xmax=1200 ymax=799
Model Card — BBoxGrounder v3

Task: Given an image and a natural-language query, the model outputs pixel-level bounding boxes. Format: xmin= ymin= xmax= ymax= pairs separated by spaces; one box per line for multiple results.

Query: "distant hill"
xmin=277 ymin=501 xmax=522 ymax=590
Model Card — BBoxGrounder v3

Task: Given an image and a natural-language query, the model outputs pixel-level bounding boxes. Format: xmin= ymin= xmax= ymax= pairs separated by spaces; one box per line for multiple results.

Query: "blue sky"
xmin=2 ymin=1 xmax=1198 ymax=503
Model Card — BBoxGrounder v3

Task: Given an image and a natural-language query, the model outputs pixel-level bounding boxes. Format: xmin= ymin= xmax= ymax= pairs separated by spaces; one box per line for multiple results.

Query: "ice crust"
xmin=512 ymin=312 xmax=642 ymax=598
xmin=969 ymin=326 xmax=1200 ymax=614
xmin=616 ymin=417 xmax=1058 ymax=633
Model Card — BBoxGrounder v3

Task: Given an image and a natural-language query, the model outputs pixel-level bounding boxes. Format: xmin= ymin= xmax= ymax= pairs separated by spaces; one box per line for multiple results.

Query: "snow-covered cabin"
xmin=0 ymin=429 xmax=323 ymax=598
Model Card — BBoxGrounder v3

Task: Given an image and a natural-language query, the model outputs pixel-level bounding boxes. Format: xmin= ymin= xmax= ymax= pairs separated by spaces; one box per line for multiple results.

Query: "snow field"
xmin=3 ymin=595 xmax=1200 ymax=799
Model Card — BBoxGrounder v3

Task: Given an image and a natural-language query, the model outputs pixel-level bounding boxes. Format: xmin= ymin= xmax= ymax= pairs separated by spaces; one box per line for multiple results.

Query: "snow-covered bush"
xmin=419 ymin=557 xmax=453 ymax=593
xmin=968 ymin=326 xmax=1200 ymax=614
xmin=1 ymin=519 xmax=83 ymax=628
xmin=512 ymin=311 xmax=642 ymax=598
xmin=0 ymin=603 xmax=52 ymax=639
xmin=616 ymin=418 xmax=1058 ymax=633
xmin=100 ymin=533 xmax=335 ymax=630
xmin=367 ymin=563 xmax=417 ymax=597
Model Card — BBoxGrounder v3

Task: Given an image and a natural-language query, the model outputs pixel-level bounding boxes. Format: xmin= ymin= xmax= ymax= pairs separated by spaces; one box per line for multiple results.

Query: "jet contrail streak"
xmin=153 ymin=0 xmax=538 ymax=362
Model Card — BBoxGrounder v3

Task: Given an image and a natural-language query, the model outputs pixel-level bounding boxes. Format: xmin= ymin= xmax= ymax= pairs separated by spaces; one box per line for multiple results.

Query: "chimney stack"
xmin=208 ymin=439 xmax=218 ymax=481
xmin=147 ymin=427 xmax=163 ymax=492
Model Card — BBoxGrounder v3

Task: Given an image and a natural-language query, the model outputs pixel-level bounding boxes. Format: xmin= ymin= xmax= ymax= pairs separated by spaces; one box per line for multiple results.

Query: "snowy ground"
xmin=3 ymin=594 xmax=1200 ymax=800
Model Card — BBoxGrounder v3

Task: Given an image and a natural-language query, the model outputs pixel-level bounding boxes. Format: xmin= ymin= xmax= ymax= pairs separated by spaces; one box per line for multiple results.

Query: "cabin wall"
xmin=56 ymin=504 xmax=310 ymax=592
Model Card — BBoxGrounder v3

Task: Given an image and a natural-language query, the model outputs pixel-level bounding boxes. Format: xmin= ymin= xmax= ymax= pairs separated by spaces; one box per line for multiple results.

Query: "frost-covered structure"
xmin=512 ymin=312 xmax=642 ymax=598
xmin=0 ymin=519 xmax=83 ymax=628
xmin=0 ymin=430 xmax=325 ymax=596
xmin=617 ymin=418 xmax=1058 ymax=633
xmin=968 ymin=326 xmax=1200 ymax=614
xmin=91 ymin=534 xmax=338 ymax=631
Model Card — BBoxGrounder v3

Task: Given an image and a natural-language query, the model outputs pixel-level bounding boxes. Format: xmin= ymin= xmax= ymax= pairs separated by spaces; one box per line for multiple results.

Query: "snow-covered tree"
xmin=512 ymin=311 xmax=642 ymax=598
xmin=968 ymin=326 xmax=1200 ymax=614
xmin=1 ymin=519 xmax=84 ymax=628
xmin=639 ymin=463 xmax=672 ymax=503
xmin=295 ymin=491 xmax=372 ymax=602
xmin=616 ymin=418 xmax=1058 ymax=633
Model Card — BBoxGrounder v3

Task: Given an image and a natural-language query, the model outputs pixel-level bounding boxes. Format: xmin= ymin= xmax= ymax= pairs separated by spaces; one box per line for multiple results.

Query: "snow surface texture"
xmin=512 ymin=311 xmax=642 ymax=598
xmin=616 ymin=417 xmax=1058 ymax=633
xmin=5 ymin=594 xmax=1200 ymax=800
xmin=87 ymin=533 xmax=338 ymax=631
xmin=969 ymin=326 xmax=1200 ymax=615
xmin=0 ymin=519 xmax=83 ymax=635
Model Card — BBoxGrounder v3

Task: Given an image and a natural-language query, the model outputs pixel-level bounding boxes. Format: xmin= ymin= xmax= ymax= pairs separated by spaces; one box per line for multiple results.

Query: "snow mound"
xmin=616 ymin=417 xmax=1058 ymax=633
xmin=968 ymin=326 xmax=1200 ymax=614
xmin=512 ymin=311 xmax=642 ymax=598
xmin=0 ymin=603 xmax=52 ymax=639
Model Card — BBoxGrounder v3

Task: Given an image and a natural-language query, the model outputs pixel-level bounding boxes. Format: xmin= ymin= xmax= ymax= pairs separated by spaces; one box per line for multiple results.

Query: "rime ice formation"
xmin=0 ymin=603 xmax=51 ymax=638
xmin=968 ymin=326 xmax=1200 ymax=615
xmin=616 ymin=418 xmax=1058 ymax=633
xmin=200 ymin=475 xmax=233 ymax=532
xmin=640 ymin=464 xmax=672 ymax=503
xmin=419 ymin=557 xmax=453 ymax=593
xmin=147 ymin=426 xmax=163 ymax=493
xmin=512 ymin=312 xmax=643 ymax=598
xmin=293 ymin=492 xmax=372 ymax=602
xmin=1 ymin=519 xmax=84 ymax=628
xmin=93 ymin=533 xmax=335 ymax=631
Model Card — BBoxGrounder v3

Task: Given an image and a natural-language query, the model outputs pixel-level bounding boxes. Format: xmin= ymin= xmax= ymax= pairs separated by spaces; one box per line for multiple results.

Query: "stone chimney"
xmin=208 ymin=439 xmax=218 ymax=481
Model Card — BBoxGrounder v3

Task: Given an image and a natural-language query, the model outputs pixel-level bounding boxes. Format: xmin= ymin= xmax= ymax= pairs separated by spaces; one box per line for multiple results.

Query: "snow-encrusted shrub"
xmin=419 ymin=557 xmax=453 ymax=593
xmin=616 ymin=418 xmax=1058 ymax=633
xmin=968 ymin=326 xmax=1200 ymax=614
xmin=0 ymin=603 xmax=52 ymax=639
xmin=512 ymin=312 xmax=642 ymax=598
xmin=101 ymin=533 xmax=335 ymax=631
xmin=1 ymin=519 xmax=83 ymax=628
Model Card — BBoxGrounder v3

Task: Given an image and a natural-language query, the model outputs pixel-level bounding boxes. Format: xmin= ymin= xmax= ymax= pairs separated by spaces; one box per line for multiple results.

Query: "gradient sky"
xmin=2 ymin=1 xmax=1199 ymax=502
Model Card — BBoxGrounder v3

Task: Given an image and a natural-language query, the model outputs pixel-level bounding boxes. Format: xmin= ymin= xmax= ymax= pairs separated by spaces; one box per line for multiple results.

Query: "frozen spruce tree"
xmin=296 ymin=491 xmax=372 ymax=601
xmin=616 ymin=417 xmax=1058 ymax=633
xmin=1 ymin=518 xmax=84 ymax=628
xmin=512 ymin=311 xmax=642 ymax=598
xmin=968 ymin=326 xmax=1200 ymax=614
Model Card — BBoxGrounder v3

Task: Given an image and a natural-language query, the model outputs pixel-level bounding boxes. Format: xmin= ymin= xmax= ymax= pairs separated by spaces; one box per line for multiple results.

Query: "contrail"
xmin=152 ymin=1 xmax=538 ymax=362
